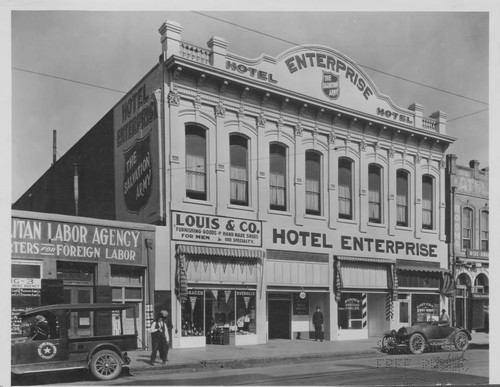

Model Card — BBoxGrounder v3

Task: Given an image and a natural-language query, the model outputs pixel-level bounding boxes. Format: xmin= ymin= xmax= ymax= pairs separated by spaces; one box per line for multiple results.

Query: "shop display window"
xmin=411 ymin=294 xmax=440 ymax=323
xmin=235 ymin=291 xmax=256 ymax=334
xmin=338 ymin=293 xmax=364 ymax=329
xmin=181 ymin=290 xmax=205 ymax=336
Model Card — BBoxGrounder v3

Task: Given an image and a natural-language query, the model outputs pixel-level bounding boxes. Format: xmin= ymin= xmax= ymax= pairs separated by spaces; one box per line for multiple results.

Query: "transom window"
xmin=305 ymin=151 xmax=321 ymax=215
xmin=230 ymin=135 xmax=249 ymax=206
xmin=269 ymin=143 xmax=287 ymax=211
xmin=185 ymin=125 xmax=207 ymax=200
xmin=338 ymin=158 xmax=353 ymax=219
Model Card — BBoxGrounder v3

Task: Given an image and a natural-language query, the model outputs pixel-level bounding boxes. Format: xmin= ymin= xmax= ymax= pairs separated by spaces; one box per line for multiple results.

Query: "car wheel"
xmin=89 ymin=349 xmax=123 ymax=380
xmin=382 ymin=334 xmax=396 ymax=353
xmin=408 ymin=333 xmax=426 ymax=354
xmin=454 ymin=332 xmax=469 ymax=351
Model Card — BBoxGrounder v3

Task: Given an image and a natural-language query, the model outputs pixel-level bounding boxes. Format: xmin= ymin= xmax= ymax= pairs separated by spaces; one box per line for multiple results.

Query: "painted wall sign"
xmin=466 ymin=249 xmax=488 ymax=259
xmin=114 ymin=68 xmax=162 ymax=223
xmin=293 ymin=292 xmax=309 ymax=315
xmin=376 ymin=107 xmax=413 ymax=124
xmin=11 ymin=218 xmax=145 ymax=264
xmin=344 ymin=297 xmax=361 ymax=310
xmin=272 ymin=228 xmax=333 ymax=248
xmin=340 ymin=235 xmax=438 ymax=258
xmin=172 ymin=212 xmax=262 ymax=247
xmin=225 ymin=61 xmax=278 ymax=84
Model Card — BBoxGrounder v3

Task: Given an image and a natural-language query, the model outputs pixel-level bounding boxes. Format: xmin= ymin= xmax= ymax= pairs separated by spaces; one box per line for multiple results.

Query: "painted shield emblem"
xmin=321 ymin=71 xmax=339 ymax=100
xmin=123 ymin=133 xmax=153 ymax=214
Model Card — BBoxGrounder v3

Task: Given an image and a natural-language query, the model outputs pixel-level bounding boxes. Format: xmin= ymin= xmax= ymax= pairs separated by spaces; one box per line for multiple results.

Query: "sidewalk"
xmin=126 ymin=336 xmax=382 ymax=375
xmin=126 ymin=332 xmax=489 ymax=375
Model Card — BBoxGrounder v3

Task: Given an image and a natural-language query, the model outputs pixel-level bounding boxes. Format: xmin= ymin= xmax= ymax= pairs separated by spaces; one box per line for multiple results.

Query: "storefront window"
xmin=338 ymin=293 xmax=364 ymax=329
xmin=181 ymin=289 xmax=205 ymax=336
xmin=235 ymin=291 xmax=256 ymax=334
xmin=411 ymin=294 xmax=440 ymax=323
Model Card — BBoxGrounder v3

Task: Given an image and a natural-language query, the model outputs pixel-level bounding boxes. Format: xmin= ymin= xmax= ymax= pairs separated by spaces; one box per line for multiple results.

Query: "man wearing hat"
xmin=312 ymin=306 xmax=324 ymax=342
xmin=438 ymin=309 xmax=450 ymax=326
xmin=31 ymin=315 xmax=50 ymax=340
xmin=149 ymin=310 xmax=172 ymax=365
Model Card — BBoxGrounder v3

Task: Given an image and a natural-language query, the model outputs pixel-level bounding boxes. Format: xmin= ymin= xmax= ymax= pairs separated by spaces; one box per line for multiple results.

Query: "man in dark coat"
xmin=149 ymin=310 xmax=172 ymax=365
xmin=312 ymin=306 xmax=324 ymax=342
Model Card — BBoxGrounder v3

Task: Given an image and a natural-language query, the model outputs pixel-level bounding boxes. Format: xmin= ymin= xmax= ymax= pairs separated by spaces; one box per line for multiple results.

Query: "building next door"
xmin=268 ymin=298 xmax=291 ymax=339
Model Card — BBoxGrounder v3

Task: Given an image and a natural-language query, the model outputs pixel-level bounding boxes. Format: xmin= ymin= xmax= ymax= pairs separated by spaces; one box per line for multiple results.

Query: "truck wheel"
xmin=382 ymin=334 xmax=396 ymax=353
xmin=454 ymin=332 xmax=469 ymax=351
xmin=89 ymin=349 xmax=122 ymax=380
xmin=408 ymin=333 xmax=426 ymax=354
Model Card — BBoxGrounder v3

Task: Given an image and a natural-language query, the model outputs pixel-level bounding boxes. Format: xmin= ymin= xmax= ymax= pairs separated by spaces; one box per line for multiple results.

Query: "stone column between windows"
xmin=359 ymin=144 xmax=368 ymax=233
xmin=439 ymin=163 xmax=446 ymax=242
xmin=294 ymin=137 xmax=305 ymax=226
xmin=387 ymin=152 xmax=396 ymax=236
xmin=215 ymin=108 xmax=228 ymax=215
xmin=414 ymin=160 xmax=423 ymax=240
xmin=328 ymin=144 xmax=338 ymax=230
xmin=168 ymin=96 xmax=183 ymax=208
xmin=257 ymin=125 xmax=268 ymax=220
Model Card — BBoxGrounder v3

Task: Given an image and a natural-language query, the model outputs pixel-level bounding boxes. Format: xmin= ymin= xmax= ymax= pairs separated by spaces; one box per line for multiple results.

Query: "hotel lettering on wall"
xmin=11 ymin=218 xmax=144 ymax=264
xmin=172 ymin=212 xmax=262 ymax=247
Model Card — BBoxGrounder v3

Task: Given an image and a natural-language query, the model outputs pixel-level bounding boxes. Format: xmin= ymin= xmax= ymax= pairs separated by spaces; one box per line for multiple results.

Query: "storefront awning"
xmin=336 ymin=256 xmax=395 ymax=264
xmin=397 ymin=265 xmax=447 ymax=273
xmin=177 ymin=244 xmax=265 ymax=259
xmin=397 ymin=264 xmax=455 ymax=297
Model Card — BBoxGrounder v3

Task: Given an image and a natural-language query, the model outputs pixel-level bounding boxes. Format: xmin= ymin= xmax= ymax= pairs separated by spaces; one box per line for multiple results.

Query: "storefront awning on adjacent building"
xmin=397 ymin=263 xmax=455 ymax=297
xmin=176 ymin=244 xmax=265 ymax=259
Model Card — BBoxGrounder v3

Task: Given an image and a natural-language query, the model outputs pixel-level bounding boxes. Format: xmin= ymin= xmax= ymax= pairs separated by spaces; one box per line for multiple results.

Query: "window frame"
xmin=269 ymin=143 xmax=288 ymax=211
xmin=185 ymin=125 xmax=208 ymax=201
xmin=422 ymin=174 xmax=434 ymax=230
xmin=229 ymin=134 xmax=249 ymax=206
xmin=338 ymin=157 xmax=353 ymax=220
xmin=305 ymin=150 xmax=322 ymax=216
xmin=462 ymin=207 xmax=473 ymax=250
xmin=368 ymin=164 xmax=382 ymax=224
xmin=396 ymin=169 xmax=410 ymax=227
xmin=480 ymin=210 xmax=488 ymax=251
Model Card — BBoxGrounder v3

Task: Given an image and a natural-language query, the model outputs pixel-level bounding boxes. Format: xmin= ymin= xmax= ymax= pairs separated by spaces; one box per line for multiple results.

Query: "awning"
xmin=336 ymin=256 xmax=395 ymax=264
xmin=398 ymin=264 xmax=455 ymax=296
xmin=397 ymin=265 xmax=447 ymax=273
xmin=177 ymin=244 xmax=265 ymax=259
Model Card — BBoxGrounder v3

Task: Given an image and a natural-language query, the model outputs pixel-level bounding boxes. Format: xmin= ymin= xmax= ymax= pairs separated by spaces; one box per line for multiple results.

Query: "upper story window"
xmin=305 ymin=151 xmax=321 ymax=215
xmin=230 ymin=135 xmax=249 ymax=206
xmin=368 ymin=164 xmax=382 ymax=223
xmin=480 ymin=210 xmax=488 ymax=251
xmin=462 ymin=207 xmax=473 ymax=250
xmin=269 ymin=143 xmax=287 ymax=211
xmin=185 ymin=125 xmax=207 ymax=201
xmin=422 ymin=175 xmax=434 ymax=230
xmin=396 ymin=169 xmax=409 ymax=227
xmin=338 ymin=158 xmax=353 ymax=219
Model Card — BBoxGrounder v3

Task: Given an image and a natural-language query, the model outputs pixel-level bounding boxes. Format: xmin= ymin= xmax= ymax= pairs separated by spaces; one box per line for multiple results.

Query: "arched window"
xmin=185 ymin=125 xmax=207 ymax=200
xmin=462 ymin=207 xmax=473 ymax=249
xmin=305 ymin=151 xmax=321 ymax=215
xmin=480 ymin=210 xmax=488 ymax=251
xmin=269 ymin=143 xmax=287 ymax=211
xmin=230 ymin=135 xmax=249 ymax=206
xmin=368 ymin=164 xmax=382 ymax=223
xmin=396 ymin=169 xmax=409 ymax=227
xmin=474 ymin=273 xmax=489 ymax=294
xmin=338 ymin=158 xmax=353 ymax=219
xmin=422 ymin=175 xmax=434 ymax=229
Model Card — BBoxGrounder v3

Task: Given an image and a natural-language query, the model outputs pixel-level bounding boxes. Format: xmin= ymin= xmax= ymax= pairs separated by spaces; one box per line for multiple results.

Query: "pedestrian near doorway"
xmin=312 ymin=306 xmax=324 ymax=342
xmin=149 ymin=310 xmax=172 ymax=365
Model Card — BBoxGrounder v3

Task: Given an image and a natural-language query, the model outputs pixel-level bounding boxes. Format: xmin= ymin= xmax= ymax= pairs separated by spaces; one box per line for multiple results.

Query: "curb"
xmin=127 ymin=348 xmax=381 ymax=376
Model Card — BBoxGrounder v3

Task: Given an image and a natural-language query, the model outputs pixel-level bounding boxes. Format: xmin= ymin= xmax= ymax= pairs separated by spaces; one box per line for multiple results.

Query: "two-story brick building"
xmin=13 ymin=20 xmax=456 ymax=348
xmin=446 ymin=155 xmax=489 ymax=332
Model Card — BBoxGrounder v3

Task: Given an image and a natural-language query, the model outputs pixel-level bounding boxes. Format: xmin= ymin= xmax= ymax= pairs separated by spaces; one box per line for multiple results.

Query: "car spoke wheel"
xmin=382 ymin=335 xmax=397 ymax=353
xmin=90 ymin=350 xmax=122 ymax=380
xmin=454 ymin=332 xmax=469 ymax=351
xmin=408 ymin=333 xmax=426 ymax=354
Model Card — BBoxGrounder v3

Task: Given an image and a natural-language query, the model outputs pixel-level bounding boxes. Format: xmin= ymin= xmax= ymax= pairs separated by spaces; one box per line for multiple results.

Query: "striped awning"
xmin=336 ymin=256 xmax=395 ymax=264
xmin=177 ymin=244 xmax=265 ymax=259
xmin=397 ymin=265 xmax=447 ymax=273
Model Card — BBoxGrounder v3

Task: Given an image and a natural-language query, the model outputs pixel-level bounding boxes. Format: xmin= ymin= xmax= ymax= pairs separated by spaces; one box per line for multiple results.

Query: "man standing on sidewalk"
xmin=312 ymin=306 xmax=324 ymax=342
xmin=149 ymin=310 xmax=172 ymax=365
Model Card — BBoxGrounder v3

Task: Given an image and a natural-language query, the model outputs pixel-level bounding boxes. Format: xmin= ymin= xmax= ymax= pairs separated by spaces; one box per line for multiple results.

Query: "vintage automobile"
xmin=381 ymin=319 xmax=471 ymax=354
xmin=11 ymin=303 xmax=139 ymax=381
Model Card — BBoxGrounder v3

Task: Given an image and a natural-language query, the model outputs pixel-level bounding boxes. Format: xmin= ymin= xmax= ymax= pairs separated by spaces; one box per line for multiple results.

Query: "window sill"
xmin=395 ymin=225 xmax=412 ymax=231
xmin=337 ymin=218 xmax=357 ymax=225
xmin=421 ymin=228 xmax=437 ymax=234
xmin=268 ymin=209 xmax=293 ymax=217
xmin=227 ymin=204 xmax=256 ymax=213
xmin=183 ymin=198 xmax=214 ymax=207
xmin=367 ymin=222 xmax=386 ymax=228
xmin=304 ymin=214 xmax=327 ymax=221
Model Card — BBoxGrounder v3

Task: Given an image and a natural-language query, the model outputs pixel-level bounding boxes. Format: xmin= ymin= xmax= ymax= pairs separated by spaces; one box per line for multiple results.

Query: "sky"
xmin=8 ymin=9 xmax=491 ymax=202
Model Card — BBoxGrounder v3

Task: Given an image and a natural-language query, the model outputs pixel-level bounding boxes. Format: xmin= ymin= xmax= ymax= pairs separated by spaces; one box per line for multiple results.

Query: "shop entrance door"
xmin=63 ymin=286 xmax=93 ymax=337
xmin=367 ymin=294 xmax=389 ymax=336
xmin=268 ymin=300 xmax=290 ymax=339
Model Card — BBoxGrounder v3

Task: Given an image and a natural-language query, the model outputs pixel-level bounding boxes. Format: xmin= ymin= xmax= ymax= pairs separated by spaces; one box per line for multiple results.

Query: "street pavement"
xmin=126 ymin=332 xmax=489 ymax=375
